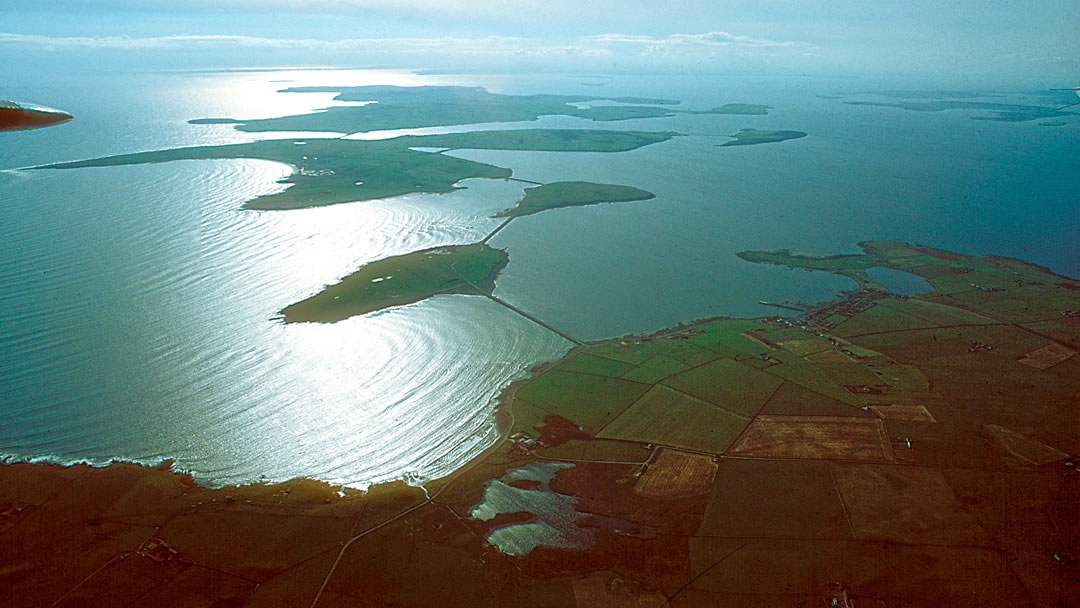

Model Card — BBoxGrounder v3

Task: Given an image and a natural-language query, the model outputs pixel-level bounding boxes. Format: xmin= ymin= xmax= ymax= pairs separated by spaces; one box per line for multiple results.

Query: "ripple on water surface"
xmin=0 ymin=159 xmax=569 ymax=487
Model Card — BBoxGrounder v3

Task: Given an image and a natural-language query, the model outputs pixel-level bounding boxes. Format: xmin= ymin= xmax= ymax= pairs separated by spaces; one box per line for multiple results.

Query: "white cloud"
xmin=0 ymin=30 xmax=806 ymax=71
xmin=583 ymin=31 xmax=801 ymax=49
xmin=0 ymin=30 xmax=804 ymax=57
xmin=0 ymin=32 xmax=533 ymax=51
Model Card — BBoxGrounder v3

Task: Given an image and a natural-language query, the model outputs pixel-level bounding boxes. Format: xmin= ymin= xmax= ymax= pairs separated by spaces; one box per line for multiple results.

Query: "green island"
xmin=279 ymin=244 xmax=506 ymax=323
xmin=708 ymin=103 xmax=772 ymax=115
xmin=189 ymin=85 xmax=772 ymax=133
xmin=719 ymin=127 xmax=808 ymax=146
xmin=867 ymin=90 xmax=997 ymax=99
xmin=494 ymin=181 xmax=655 ymax=218
xmin=38 ymin=129 xmax=676 ymax=210
xmin=7 ymin=240 xmax=1077 ymax=606
xmin=844 ymin=99 xmax=1077 ymax=122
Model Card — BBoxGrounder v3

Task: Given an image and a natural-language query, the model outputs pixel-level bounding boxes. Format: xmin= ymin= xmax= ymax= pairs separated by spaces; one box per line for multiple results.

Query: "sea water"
xmin=1 ymin=67 xmax=1076 ymax=486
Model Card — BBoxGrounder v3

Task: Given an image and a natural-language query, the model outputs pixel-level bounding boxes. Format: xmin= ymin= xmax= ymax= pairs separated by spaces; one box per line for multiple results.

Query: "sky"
xmin=2 ymin=0 xmax=1078 ymax=84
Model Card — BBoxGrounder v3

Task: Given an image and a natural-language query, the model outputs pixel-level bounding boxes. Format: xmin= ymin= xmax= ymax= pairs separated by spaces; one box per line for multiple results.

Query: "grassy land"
xmin=660 ymin=357 xmax=782 ymax=417
xmin=279 ymin=244 xmax=506 ymax=323
xmin=597 ymin=385 xmax=749 ymax=453
xmin=514 ymin=371 xmax=652 ymax=434
xmin=494 ymin=181 xmax=655 ymax=218
xmin=39 ymin=129 xmax=676 ymax=210
xmin=719 ymin=128 xmax=808 ymax=147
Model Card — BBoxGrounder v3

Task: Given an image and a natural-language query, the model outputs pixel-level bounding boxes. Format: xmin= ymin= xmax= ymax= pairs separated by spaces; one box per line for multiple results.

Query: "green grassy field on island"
xmin=279 ymin=244 xmax=506 ymax=323
xmin=719 ymin=128 xmax=808 ymax=146
xmin=494 ymin=181 xmax=656 ymax=218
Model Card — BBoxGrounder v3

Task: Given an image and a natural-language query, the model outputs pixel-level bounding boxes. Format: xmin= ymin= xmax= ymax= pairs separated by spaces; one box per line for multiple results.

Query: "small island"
xmin=279 ymin=244 xmax=507 ymax=323
xmin=494 ymin=181 xmax=655 ymax=218
xmin=719 ymin=128 xmax=807 ymax=147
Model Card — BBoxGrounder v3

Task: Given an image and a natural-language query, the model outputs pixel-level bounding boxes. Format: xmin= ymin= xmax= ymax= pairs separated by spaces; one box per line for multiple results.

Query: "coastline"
xmin=11 ymin=237 xmax=1077 ymax=492
xmin=5 ymin=239 xmax=1079 ymax=606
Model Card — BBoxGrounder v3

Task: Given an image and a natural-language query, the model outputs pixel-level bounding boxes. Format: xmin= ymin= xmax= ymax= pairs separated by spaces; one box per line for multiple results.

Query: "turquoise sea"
xmin=1 ymin=67 xmax=1076 ymax=487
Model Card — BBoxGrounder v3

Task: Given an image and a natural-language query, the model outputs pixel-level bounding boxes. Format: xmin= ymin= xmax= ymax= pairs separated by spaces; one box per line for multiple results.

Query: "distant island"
xmin=720 ymin=128 xmax=808 ymax=146
xmin=707 ymin=103 xmax=772 ymax=115
xmin=189 ymin=85 xmax=772 ymax=133
xmin=845 ymin=99 xmax=1076 ymax=122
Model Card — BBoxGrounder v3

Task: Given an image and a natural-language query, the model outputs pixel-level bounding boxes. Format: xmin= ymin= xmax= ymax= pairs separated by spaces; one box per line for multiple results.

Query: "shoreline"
xmin=5 ymin=238 xmax=1078 ymax=606
xmin=8 ymin=234 xmax=1075 ymax=494
xmin=0 ymin=244 xmax=863 ymax=492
